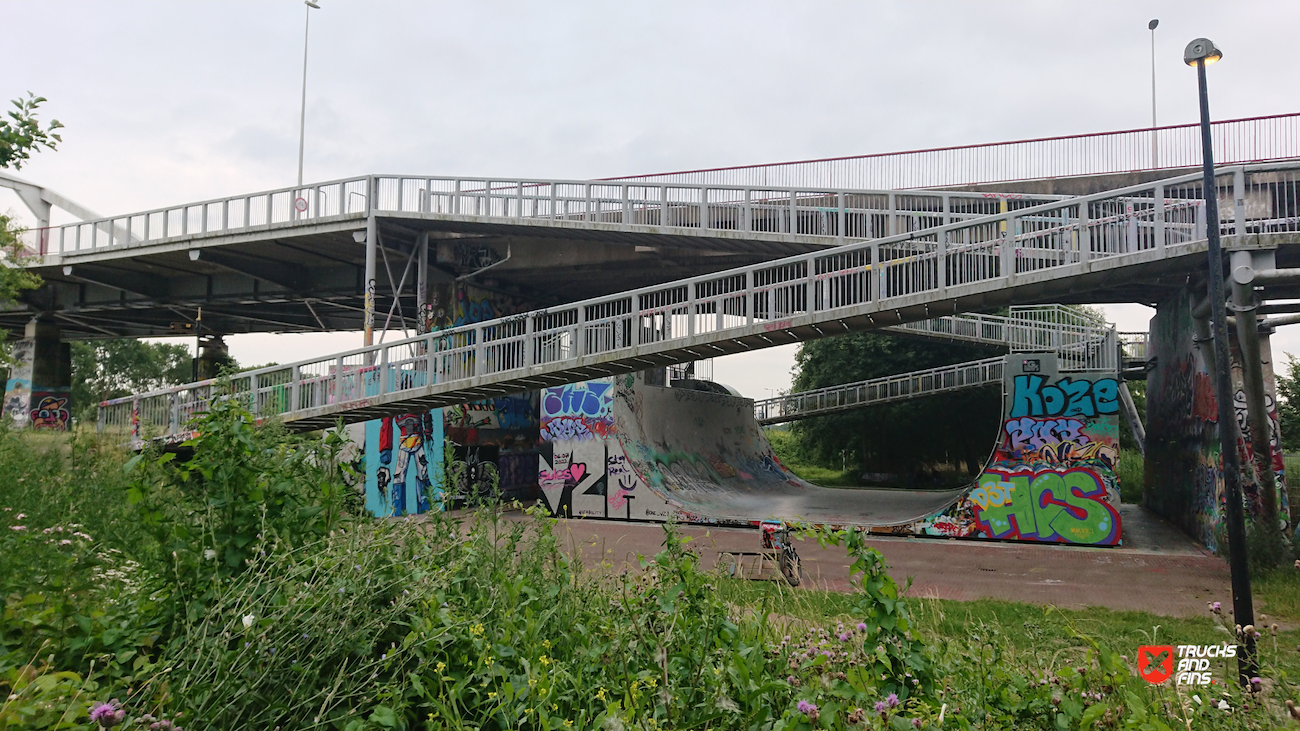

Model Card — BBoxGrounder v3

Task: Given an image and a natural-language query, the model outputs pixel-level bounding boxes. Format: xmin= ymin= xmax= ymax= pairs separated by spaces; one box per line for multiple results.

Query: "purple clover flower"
xmin=857 ymin=622 xmax=867 ymax=631
xmin=89 ymin=699 xmax=125 ymax=728
xmin=887 ymin=693 xmax=900 ymax=708
xmin=796 ymin=700 xmax=817 ymax=716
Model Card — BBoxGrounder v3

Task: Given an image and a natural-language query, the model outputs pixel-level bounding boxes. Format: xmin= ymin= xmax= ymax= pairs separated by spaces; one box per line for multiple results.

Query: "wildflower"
xmin=887 ymin=693 xmax=899 ymax=708
xmin=564 ymin=721 xmax=573 ymax=729
xmin=857 ymin=622 xmax=867 ymax=632
xmin=59 ymin=539 xmax=71 ymax=545
xmin=912 ymin=719 xmax=923 ymax=729
xmin=542 ymin=639 xmax=551 ymax=648
xmin=539 ymin=655 xmax=551 ymax=666
xmin=488 ymin=692 xmax=497 ymax=700
xmin=73 ymin=532 xmax=92 ymax=540
xmin=786 ymin=675 xmax=800 ymax=686
xmin=796 ymin=700 xmax=818 ymax=718
xmin=1249 ymin=677 xmax=1262 ymax=693
xmin=435 ymin=662 xmax=446 ymax=673
xmin=1218 ymin=699 xmax=1230 ymax=711
xmin=9 ymin=525 xmax=26 ymax=531
xmin=1212 ymin=601 xmax=1222 ymax=612
xmin=838 ymin=633 xmax=850 ymax=641
xmin=14 ymin=513 xmax=24 ymax=519
xmin=470 ymin=623 xmax=485 ymax=637
xmin=242 ymin=613 xmax=255 ymax=629
xmin=89 ymin=699 xmax=125 ymax=728
xmin=484 ymin=656 xmax=494 ymax=668
xmin=204 ymin=549 xmax=217 ymax=561
xmin=596 ymin=688 xmax=607 ymax=701
xmin=875 ymin=700 xmax=889 ymax=716
xmin=302 ymin=633 xmax=309 ymax=640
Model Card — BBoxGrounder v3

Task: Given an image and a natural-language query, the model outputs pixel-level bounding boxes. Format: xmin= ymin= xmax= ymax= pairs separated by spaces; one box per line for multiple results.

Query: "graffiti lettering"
xmin=1010 ymin=375 xmax=1119 ymax=418
xmin=543 ymin=383 xmax=612 ymax=418
xmin=970 ymin=467 xmax=1120 ymax=545
xmin=762 ymin=319 xmax=793 ymax=332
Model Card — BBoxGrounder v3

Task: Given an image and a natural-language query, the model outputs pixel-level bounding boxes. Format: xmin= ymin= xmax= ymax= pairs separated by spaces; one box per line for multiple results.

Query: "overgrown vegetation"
xmin=3 ymin=405 xmax=1300 ymax=729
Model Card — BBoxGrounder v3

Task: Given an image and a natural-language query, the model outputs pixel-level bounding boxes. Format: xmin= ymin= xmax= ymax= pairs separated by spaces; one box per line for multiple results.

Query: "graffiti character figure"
xmin=29 ymin=395 xmax=70 ymax=431
xmin=379 ymin=413 xmax=434 ymax=515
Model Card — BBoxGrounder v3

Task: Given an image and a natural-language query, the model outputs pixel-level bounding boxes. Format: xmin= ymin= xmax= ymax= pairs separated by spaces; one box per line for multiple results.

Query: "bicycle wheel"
xmin=780 ymin=546 xmax=801 ymax=587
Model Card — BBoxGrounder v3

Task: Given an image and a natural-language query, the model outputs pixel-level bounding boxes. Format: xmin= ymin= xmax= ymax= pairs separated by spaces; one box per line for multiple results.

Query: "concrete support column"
xmin=2 ymin=320 xmax=71 ymax=430
xmin=197 ymin=335 xmax=234 ymax=380
xmin=1230 ymin=250 xmax=1281 ymax=531
xmin=363 ymin=214 xmax=377 ymax=347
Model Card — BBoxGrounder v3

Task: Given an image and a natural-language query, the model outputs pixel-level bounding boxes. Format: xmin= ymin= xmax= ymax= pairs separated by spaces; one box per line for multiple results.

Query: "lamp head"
xmin=1184 ymin=38 xmax=1223 ymax=66
xmin=1148 ymin=19 xmax=1159 ymax=30
xmin=305 ymin=1 xmax=320 ymax=8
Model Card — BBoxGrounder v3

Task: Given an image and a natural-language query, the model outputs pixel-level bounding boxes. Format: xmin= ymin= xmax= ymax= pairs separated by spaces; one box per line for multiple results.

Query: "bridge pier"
xmin=197 ymin=335 xmax=235 ymax=380
xmin=2 ymin=320 xmax=71 ymax=430
xmin=1144 ymin=283 xmax=1292 ymax=551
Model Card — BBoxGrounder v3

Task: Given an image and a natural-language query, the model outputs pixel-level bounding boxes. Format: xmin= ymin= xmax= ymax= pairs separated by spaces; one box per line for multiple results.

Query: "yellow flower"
xmin=528 ymin=677 xmax=537 ymax=688
xmin=488 ymin=692 xmax=497 ymax=700
xmin=539 ymin=655 xmax=551 ymax=666
xmin=435 ymin=661 xmax=446 ymax=673
xmin=552 ymin=704 xmax=558 ymax=711
xmin=564 ymin=721 xmax=573 ymax=729
xmin=470 ymin=623 xmax=484 ymax=637
xmin=485 ymin=655 xmax=494 ymax=667
xmin=542 ymin=639 xmax=551 ymax=649
xmin=596 ymin=688 xmax=607 ymax=701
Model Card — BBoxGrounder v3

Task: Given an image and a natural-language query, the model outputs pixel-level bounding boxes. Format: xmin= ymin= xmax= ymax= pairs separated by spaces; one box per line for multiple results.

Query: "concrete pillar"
xmin=2 ymin=320 xmax=71 ymax=430
xmin=197 ymin=335 xmax=234 ymax=380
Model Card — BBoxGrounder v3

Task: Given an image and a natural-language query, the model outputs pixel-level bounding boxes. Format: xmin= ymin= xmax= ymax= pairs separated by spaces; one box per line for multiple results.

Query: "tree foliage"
xmin=0 ymin=93 xmax=62 ymax=170
xmin=71 ymin=339 xmax=193 ymax=418
xmin=789 ymin=332 xmax=1003 ymax=479
xmin=1277 ymin=354 xmax=1300 ymax=453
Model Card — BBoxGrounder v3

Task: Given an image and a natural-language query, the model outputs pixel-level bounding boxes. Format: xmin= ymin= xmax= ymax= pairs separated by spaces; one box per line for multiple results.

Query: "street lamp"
xmin=297 ymin=0 xmax=320 ymax=191
xmin=1185 ymin=36 xmax=1256 ymax=686
xmin=1148 ymin=19 xmax=1158 ymax=168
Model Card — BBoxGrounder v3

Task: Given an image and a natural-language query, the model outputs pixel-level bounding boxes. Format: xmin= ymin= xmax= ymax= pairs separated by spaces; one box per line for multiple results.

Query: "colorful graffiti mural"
xmin=2 ymin=339 xmax=34 ymax=428
xmin=539 ymin=378 xmax=682 ymax=522
xmin=1145 ymin=290 xmax=1290 ymax=552
xmin=365 ymin=411 xmax=445 ymax=517
xmin=29 ymin=393 xmax=71 ymax=431
xmin=918 ymin=354 xmax=1123 ymax=546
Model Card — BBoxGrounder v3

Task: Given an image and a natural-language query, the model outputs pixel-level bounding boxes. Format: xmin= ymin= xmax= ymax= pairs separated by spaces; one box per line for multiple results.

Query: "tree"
xmin=789 ymin=332 xmax=1003 ymax=480
xmin=71 ymin=339 xmax=194 ymax=422
xmin=1276 ymin=354 xmax=1300 ymax=453
xmin=0 ymin=93 xmax=62 ymax=170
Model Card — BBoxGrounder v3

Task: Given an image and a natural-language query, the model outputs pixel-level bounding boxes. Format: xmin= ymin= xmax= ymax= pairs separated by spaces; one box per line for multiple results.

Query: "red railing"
xmin=604 ymin=113 xmax=1300 ymax=191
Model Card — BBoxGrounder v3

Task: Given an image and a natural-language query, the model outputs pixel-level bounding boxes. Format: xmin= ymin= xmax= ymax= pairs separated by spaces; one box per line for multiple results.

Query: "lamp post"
xmin=1185 ymin=36 xmax=1257 ymax=685
xmin=297 ymin=1 xmax=320 ymax=191
xmin=1148 ymin=19 xmax=1159 ymax=168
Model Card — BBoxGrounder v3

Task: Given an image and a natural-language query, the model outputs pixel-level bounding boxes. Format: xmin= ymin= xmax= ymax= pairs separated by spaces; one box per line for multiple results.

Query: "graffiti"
xmin=762 ymin=319 xmax=793 ymax=332
xmin=540 ymin=383 xmax=615 ymax=442
xmin=29 ymin=394 xmax=70 ymax=431
xmin=456 ymin=243 xmax=502 ymax=270
xmin=1232 ymin=389 xmax=1280 ymax=453
xmin=2 ymin=339 xmax=34 ymax=428
xmin=446 ymin=395 xmax=537 ymax=431
xmin=541 ymin=417 xmax=596 ymax=442
xmin=540 ymin=445 xmax=606 ymax=518
xmin=496 ymin=453 xmax=538 ymax=496
xmin=365 ymin=410 xmax=444 ymax=518
xmin=607 ymin=453 xmax=639 ymax=510
xmin=968 ymin=467 xmax=1121 ymax=545
xmin=1009 ymin=375 xmax=1119 ymax=418
xmin=1000 ymin=416 xmax=1116 ymax=467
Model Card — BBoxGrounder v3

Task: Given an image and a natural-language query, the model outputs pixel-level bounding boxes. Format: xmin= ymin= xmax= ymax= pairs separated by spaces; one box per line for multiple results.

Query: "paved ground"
xmin=522 ymin=503 xmax=1229 ymax=618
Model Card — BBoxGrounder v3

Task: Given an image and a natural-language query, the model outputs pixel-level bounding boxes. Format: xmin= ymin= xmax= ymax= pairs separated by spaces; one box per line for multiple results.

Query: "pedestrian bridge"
xmin=98 ymin=162 xmax=1300 ymax=442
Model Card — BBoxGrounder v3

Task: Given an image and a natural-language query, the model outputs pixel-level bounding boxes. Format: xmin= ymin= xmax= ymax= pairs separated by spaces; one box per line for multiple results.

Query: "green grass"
xmin=1117 ymin=448 xmax=1144 ymax=504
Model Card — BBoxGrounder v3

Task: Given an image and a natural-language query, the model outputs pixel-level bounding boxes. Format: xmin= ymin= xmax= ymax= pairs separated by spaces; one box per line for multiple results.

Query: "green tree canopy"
xmin=788 ymin=332 xmax=1003 ymax=480
xmin=1 ymin=93 xmax=62 ymax=170
xmin=1277 ymin=354 xmax=1300 ymax=453
xmin=71 ymin=339 xmax=194 ymax=420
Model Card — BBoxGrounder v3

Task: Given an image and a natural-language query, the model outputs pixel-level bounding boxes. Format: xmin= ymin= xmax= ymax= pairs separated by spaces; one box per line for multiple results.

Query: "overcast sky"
xmin=4 ymin=0 xmax=1299 ymax=397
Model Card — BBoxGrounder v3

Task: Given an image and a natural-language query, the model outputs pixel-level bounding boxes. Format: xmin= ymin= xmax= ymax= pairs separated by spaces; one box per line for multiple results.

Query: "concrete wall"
xmin=1144 ymin=290 xmax=1291 ymax=551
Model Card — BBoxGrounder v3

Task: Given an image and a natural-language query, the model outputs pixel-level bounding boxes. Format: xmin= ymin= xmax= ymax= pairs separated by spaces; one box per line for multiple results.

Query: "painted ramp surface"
xmin=612 ymin=379 xmax=966 ymax=526
xmin=613 ymin=353 xmax=1124 ymax=546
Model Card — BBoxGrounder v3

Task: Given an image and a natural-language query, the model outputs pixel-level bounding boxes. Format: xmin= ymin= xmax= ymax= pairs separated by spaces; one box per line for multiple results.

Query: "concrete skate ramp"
xmin=612 ymin=380 xmax=966 ymax=526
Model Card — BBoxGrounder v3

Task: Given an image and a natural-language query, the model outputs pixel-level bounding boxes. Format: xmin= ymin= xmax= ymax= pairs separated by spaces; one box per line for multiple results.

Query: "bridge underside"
xmin=3 ymin=215 xmax=844 ymax=340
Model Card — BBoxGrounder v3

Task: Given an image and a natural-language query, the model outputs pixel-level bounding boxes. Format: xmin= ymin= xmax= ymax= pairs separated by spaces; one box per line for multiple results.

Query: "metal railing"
xmin=604 ymin=113 xmax=1300 ymax=190
xmin=98 ymin=162 xmax=1300 ymax=444
xmin=37 ymin=174 xmax=1072 ymax=257
xmin=1119 ymin=332 xmax=1150 ymax=364
xmin=885 ymin=305 xmax=1117 ymax=372
xmin=754 ymin=356 xmax=1006 ymax=425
